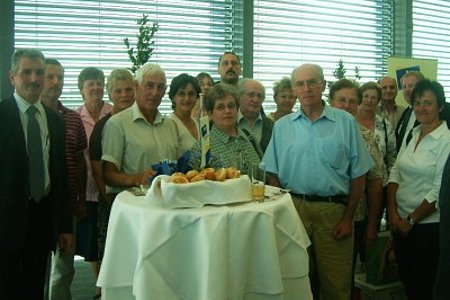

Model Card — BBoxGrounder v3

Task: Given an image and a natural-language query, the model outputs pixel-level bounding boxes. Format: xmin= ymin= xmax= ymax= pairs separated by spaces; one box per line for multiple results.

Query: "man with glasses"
xmin=237 ymin=78 xmax=274 ymax=154
xmin=262 ymin=63 xmax=373 ymax=300
xmin=218 ymin=51 xmax=241 ymax=87
xmin=102 ymin=63 xmax=181 ymax=194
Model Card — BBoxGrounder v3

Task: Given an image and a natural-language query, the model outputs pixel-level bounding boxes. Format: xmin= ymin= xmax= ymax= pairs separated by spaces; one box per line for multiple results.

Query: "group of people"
xmin=0 ymin=47 xmax=449 ymax=300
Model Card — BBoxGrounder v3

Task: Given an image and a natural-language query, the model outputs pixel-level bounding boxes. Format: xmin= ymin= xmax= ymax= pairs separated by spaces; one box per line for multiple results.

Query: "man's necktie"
xmin=27 ymin=106 xmax=45 ymax=202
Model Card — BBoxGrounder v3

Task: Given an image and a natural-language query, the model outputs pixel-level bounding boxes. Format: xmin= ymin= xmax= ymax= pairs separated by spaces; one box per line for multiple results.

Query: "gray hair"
xmin=135 ymin=63 xmax=166 ymax=85
xmin=291 ymin=63 xmax=325 ymax=86
xmin=106 ymin=68 xmax=135 ymax=94
xmin=237 ymin=78 xmax=265 ymax=98
xmin=401 ymin=71 xmax=425 ymax=86
xmin=273 ymin=77 xmax=292 ymax=98
xmin=11 ymin=48 xmax=45 ymax=74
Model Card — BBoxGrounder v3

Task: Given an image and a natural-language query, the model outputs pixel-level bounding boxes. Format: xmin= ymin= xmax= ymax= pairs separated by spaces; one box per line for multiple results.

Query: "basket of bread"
xmin=146 ymin=167 xmax=252 ymax=208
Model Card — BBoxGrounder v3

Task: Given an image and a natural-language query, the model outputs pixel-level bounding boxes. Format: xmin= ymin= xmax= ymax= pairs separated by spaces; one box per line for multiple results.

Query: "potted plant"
xmin=124 ymin=14 xmax=159 ymax=74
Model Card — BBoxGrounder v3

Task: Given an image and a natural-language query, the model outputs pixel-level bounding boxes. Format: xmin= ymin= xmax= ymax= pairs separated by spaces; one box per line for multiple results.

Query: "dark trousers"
xmin=393 ymin=223 xmax=439 ymax=300
xmin=0 ymin=197 xmax=52 ymax=300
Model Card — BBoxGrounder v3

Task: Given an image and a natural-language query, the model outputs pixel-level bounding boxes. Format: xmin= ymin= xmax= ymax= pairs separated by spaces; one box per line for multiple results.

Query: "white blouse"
xmin=169 ymin=113 xmax=199 ymax=154
xmin=388 ymin=122 xmax=450 ymax=224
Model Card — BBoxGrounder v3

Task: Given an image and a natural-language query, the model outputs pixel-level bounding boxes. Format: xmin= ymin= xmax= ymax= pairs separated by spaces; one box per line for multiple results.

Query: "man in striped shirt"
xmin=40 ymin=58 xmax=88 ymax=300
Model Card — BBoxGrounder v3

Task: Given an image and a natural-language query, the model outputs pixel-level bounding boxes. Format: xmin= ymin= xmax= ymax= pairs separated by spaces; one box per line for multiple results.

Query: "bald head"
xmin=378 ymin=76 xmax=398 ymax=104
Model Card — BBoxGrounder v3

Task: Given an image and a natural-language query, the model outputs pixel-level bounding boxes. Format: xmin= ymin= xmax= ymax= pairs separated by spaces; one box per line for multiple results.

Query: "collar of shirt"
xmin=294 ymin=103 xmax=337 ymax=123
xmin=57 ymin=100 xmax=71 ymax=115
xmin=77 ymin=101 xmax=111 ymax=127
xmin=211 ymin=125 xmax=246 ymax=144
xmin=14 ymin=91 xmax=46 ymax=116
xmin=237 ymin=110 xmax=262 ymax=126
xmin=379 ymin=103 xmax=400 ymax=111
xmin=412 ymin=122 xmax=449 ymax=141
xmin=131 ymin=101 xmax=163 ymax=125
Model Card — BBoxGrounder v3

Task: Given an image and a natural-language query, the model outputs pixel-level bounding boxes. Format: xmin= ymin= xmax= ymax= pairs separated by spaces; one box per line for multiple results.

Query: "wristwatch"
xmin=407 ymin=215 xmax=415 ymax=226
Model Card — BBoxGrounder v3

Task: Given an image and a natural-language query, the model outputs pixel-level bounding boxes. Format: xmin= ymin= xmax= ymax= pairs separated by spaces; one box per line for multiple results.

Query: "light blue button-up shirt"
xmin=262 ymin=105 xmax=374 ymax=196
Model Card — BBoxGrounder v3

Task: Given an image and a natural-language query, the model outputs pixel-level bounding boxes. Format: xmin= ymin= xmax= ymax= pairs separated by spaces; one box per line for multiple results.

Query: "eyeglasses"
xmin=214 ymin=102 xmax=237 ymax=111
xmin=413 ymin=99 xmax=435 ymax=107
xmin=294 ymin=79 xmax=322 ymax=89
xmin=333 ymin=97 xmax=358 ymax=105
xmin=244 ymin=91 xmax=265 ymax=100
xmin=176 ymin=90 xmax=197 ymax=98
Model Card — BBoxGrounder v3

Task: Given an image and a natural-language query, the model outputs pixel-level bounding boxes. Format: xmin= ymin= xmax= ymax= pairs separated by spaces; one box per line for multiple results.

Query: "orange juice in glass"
xmin=251 ymin=163 xmax=266 ymax=202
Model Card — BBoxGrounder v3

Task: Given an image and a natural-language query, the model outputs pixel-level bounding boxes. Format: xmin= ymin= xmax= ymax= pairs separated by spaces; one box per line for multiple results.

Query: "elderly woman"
xmin=89 ymin=68 xmax=135 ymax=265
xmin=329 ymin=79 xmax=384 ymax=273
xmin=192 ymin=72 xmax=215 ymax=119
xmin=387 ymin=79 xmax=450 ymax=299
xmin=268 ymin=77 xmax=296 ymax=121
xmin=356 ymin=82 xmax=396 ymax=184
xmin=188 ymin=83 xmax=261 ymax=175
xmin=168 ymin=73 xmax=201 ymax=153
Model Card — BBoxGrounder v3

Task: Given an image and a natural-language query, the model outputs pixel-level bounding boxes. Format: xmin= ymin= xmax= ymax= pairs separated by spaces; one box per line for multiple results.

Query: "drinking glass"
xmin=251 ymin=162 xmax=266 ymax=202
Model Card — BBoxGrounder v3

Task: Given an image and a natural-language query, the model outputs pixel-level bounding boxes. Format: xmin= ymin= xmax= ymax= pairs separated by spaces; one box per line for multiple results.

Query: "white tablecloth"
xmin=97 ymin=190 xmax=312 ymax=300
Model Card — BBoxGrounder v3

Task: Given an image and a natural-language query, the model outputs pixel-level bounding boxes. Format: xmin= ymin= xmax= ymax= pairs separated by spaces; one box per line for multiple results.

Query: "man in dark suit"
xmin=434 ymin=154 xmax=450 ymax=300
xmin=0 ymin=48 xmax=73 ymax=300
xmin=395 ymin=71 xmax=424 ymax=152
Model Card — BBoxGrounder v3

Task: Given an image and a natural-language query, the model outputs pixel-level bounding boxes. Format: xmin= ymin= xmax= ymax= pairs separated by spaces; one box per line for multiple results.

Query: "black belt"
xmin=290 ymin=193 xmax=348 ymax=205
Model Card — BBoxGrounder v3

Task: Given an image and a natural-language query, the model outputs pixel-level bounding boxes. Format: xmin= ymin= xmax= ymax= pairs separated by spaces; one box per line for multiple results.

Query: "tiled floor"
xmin=71 ymin=257 xmax=97 ymax=300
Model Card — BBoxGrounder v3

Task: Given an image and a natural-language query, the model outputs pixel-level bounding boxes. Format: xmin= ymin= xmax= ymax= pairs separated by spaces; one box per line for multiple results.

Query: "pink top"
xmin=77 ymin=102 xmax=113 ymax=202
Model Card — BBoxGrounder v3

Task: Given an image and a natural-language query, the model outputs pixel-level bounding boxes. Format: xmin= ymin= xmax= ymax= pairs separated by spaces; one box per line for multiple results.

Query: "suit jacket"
xmin=260 ymin=115 xmax=274 ymax=154
xmin=434 ymin=154 xmax=450 ymax=300
xmin=0 ymin=97 xmax=72 ymax=257
xmin=440 ymin=102 xmax=450 ymax=129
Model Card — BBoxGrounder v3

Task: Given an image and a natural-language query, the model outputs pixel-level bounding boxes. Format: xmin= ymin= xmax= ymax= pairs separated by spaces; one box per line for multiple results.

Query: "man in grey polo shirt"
xmin=102 ymin=63 xmax=181 ymax=193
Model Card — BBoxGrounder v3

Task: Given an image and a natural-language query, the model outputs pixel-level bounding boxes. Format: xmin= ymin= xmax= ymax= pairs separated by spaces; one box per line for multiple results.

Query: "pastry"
xmin=190 ymin=174 xmax=205 ymax=182
xmin=171 ymin=172 xmax=189 ymax=184
xmin=226 ymin=167 xmax=240 ymax=179
xmin=215 ymin=168 xmax=226 ymax=181
xmin=186 ymin=169 xmax=199 ymax=180
xmin=202 ymin=167 xmax=216 ymax=180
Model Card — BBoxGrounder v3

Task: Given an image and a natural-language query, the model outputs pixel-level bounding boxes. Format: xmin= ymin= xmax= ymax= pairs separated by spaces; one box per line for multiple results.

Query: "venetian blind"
xmin=412 ymin=0 xmax=450 ymax=98
xmin=14 ymin=0 xmax=243 ymax=112
xmin=253 ymin=0 xmax=394 ymax=111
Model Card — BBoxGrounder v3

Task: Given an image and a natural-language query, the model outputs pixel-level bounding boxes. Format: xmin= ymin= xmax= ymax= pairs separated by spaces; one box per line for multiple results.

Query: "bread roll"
xmin=172 ymin=172 xmax=186 ymax=178
xmin=226 ymin=167 xmax=240 ymax=179
xmin=202 ymin=167 xmax=216 ymax=180
xmin=215 ymin=168 xmax=227 ymax=181
xmin=186 ymin=170 xmax=199 ymax=180
xmin=171 ymin=175 xmax=189 ymax=184
xmin=190 ymin=174 xmax=205 ymax=182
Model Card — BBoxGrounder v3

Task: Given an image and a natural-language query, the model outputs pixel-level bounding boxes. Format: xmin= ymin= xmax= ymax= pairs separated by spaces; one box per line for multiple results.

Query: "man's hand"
xmin=396 ymin=218 xmax=412 ymax=237
xmin=388 ymin=210 xmax=401 ymax=233
xmin=58 ymin=233 xmax=74 ymax=256
xmin=333 ymin=217 xmax=353 ymax=240
xmin=138 ymin=169 xmax=156 ymax=186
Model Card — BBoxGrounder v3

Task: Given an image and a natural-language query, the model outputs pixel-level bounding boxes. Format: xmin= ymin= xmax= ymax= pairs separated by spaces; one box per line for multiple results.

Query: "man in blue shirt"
xmin=262 ymin=63 xmax=373 ymax=300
